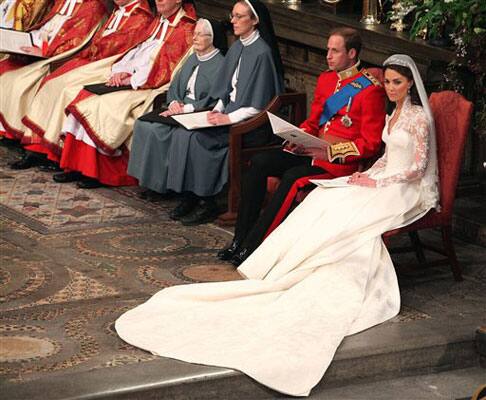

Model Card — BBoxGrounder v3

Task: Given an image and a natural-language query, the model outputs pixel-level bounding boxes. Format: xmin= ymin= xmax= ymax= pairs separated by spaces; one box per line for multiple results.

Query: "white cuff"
xmin=183 ymin=104 xmax=195 ymax=113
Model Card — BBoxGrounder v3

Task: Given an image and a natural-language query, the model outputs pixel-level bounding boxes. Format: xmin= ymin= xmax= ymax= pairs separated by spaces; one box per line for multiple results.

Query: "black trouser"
xmin=234 ymin=149 xmax=325 ymax=253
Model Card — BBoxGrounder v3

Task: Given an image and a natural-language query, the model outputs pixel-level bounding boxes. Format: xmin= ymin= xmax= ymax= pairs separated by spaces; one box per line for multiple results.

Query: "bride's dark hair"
xmin=384 ymin=64 xmax=421 ymax=114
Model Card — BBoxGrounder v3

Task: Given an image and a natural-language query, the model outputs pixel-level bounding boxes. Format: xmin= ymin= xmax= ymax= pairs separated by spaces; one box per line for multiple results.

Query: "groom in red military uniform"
xmin=218 ymin=26 xmax=387 ymax=266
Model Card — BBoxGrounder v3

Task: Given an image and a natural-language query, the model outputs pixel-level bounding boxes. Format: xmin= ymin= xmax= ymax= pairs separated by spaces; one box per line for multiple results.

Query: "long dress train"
xmin=116 ymin=98 xmax=437 ymax=396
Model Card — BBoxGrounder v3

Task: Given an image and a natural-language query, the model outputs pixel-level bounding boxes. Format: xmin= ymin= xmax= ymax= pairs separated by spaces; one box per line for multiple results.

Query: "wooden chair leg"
xmin=408 ymin=231 xmax=426 ymax=265
xmin=441 ymin=225 xmax=463 ymax=282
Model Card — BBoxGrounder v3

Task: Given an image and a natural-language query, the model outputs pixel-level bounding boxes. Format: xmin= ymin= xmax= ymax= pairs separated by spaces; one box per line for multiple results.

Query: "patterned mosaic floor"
xmin=1 ymin=145 xmax=485 ymax=392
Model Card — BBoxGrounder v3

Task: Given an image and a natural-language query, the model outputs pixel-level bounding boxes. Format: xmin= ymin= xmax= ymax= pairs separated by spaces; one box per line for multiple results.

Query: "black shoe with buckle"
xmin=53 ymin=171 xmax=83 ymax=183
xmin=217 ymin=240 xmax=241 ymax=261
xmin=76 ymin=177 xmax=103 ymax=189
xmin=169 ymin=197 xmax=199 ymax=220
xmin=230 ymin=247 xmax=250 ymax=267
xmin=180 ymin=202 xmax=219 ymax=226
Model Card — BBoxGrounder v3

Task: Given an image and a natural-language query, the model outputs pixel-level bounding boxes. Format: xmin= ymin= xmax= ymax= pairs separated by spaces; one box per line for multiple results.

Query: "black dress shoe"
xmin=180 ymin=203 xmax=219 ymax=226
xmin=0 ymin=137 xmax=21 ymax=148
xmin=169 ymin=197 xmax=199 ymax=220
xmin=138 ymin=189 xmax=152 ymax=199
xmin=38 ymin=161 xmax=63 ymax=172
xmin=230 ymin=247 xmax=250 ymax=267
xmin=217 ymin=240 xmax=241 ymax=260
xmin=9 ymin=153 xmax=43 ymax=170
xmin=144 ymin=190 xmax=176 ymax=202
xmin=76 ymin=177 xmax=103 ymax=189
xmin=53 ymin=171 xmax=83 ymax=183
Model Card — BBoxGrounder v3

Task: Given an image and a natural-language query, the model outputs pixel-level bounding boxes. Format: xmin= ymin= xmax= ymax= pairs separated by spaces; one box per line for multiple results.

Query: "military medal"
xmin=341 ymin=97 xmax=353 ymax=128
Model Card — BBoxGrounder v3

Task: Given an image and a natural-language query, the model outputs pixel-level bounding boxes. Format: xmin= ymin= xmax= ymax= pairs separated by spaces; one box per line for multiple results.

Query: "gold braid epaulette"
xmin=327 ymin=141 xmax=360 ymax=163
xmin=362 ymin=68 xmax=381 ymax=86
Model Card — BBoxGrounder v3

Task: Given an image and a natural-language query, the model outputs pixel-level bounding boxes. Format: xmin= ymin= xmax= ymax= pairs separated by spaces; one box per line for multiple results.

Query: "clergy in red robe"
xmin=0 ymin=0 xmax=53 ymax=30
xmin=0 ymin=0 xmax=107 ymax=142
xmin=53 ymin=0 xmax=196 ymax=188
xmin=20 ymin=0 xmax=154 ymax=162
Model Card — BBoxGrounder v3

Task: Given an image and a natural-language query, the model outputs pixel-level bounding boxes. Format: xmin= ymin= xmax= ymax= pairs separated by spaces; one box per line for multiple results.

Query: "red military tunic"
xmin=300 ymin=64 xmax=385 ymax=175
xmin=266 ymin=63 xmax=386 ymax=237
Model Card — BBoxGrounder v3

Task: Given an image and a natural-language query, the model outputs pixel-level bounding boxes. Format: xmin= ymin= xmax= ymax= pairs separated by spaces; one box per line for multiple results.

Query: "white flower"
xmin=444 ymin=0 xmax=454 ymax=3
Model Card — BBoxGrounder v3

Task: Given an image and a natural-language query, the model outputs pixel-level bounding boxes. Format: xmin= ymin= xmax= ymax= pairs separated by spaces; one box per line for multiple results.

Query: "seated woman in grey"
xmin=149 ymin=0 xmax=283 ymax=226
xmin=128 ymin=18 xmax=227 ymax=202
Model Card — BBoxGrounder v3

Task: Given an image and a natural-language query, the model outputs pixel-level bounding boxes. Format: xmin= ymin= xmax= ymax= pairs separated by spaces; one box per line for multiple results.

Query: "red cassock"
xmin=58 ymin=3 xmax=197 ymax=186
xmin=0 ymin=0 xmax=108 ymax=76
xmin=21 ymin=0 xmax=155 ymax=156
xmin=39 ymin=0 xmax=154 ymax=88
xmin=266 ymin=67 xmax=386 ymax=237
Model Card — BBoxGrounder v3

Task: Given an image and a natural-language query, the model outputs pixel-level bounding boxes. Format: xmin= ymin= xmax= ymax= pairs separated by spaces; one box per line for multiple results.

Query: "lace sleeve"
xmin=365 ymin=152 xmax=387 ymax=175
xmin=375 ymin=112 xmax=430 ymax=188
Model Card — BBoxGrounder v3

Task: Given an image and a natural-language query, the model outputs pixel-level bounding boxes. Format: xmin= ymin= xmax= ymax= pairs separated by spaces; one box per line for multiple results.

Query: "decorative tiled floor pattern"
xmin=0 ymin=145 xmax=485 ymax=391
xmin=0 ymin=148 xmax=148 ymax=232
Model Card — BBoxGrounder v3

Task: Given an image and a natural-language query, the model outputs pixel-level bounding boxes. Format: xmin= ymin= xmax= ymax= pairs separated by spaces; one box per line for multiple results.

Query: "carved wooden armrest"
xmin=229 ymin=92 xmax=307 ymax=137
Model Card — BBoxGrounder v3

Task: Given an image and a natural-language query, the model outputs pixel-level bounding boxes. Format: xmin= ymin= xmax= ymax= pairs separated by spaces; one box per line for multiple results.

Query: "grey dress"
xmin=127 ymin=52 xmax=224 ymax=192
xmin=165 ymin=36 xmax=283 ymax=197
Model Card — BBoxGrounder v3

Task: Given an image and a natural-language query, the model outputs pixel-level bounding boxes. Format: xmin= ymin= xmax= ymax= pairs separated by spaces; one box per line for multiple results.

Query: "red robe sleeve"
xmin=142 ymin=3 xmax=196 ymax=89
xmin=79 ymin=1 xmax=154 ymax=61
xmin=46 ymin=0 xmax=108 ymax=57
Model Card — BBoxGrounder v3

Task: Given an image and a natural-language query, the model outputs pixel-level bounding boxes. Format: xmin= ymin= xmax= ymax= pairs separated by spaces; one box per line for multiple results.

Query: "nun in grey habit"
xmin=165 ymin=0 xmax=284 ymax=226
xmin=128 ymin=18 xmax=227 ymax=201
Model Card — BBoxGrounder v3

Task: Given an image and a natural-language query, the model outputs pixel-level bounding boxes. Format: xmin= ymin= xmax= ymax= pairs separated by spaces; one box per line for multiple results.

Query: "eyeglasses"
xmin=229 ymin=13 xmax=251 ymax=20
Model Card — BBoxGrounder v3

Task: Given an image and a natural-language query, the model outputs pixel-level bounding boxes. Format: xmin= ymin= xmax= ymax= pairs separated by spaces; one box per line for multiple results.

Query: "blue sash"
xmin=319 ymin=75 xmax=373 ymax=126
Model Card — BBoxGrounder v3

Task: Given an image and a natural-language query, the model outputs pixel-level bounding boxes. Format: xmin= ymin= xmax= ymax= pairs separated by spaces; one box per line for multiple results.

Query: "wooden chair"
xmin=383 ymin=91 xmax=473 ymax=281
xmin=217 ymin=91 xmax=307 ymax=224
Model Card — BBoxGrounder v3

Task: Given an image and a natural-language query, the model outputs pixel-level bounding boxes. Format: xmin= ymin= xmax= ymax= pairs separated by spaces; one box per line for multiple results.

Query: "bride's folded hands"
xmin=347 ymin=172 xmax=377 ymax=187
xmin=207 ymin=110 xmax=231 ymax=125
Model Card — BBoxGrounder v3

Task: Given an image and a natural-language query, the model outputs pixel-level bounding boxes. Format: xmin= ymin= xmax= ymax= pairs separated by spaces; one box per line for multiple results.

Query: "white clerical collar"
xmin=120 ymin=0 xmax=139 ymax=10
xmin=106 ymin=0 xmax=139 ymax=31
xmin=148 ymin=16 xmax=168 ymax=41
xmin=337 ymin=60 xmax=361 ymax=80
xmin=59 ymin=0 xmax=80 ymax=17
xmin=196 ymin=47 xmax=220 ymax=62
xmin=240 ymin=29 xmax=259 ymax=47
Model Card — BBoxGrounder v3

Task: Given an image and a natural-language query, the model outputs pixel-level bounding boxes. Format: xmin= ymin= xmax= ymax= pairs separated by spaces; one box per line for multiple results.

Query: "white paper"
xmin=172 ymin=111 xmax=233 ymax=130
xmin=267 ymin=111 xmax=328 ymax=149
xmin=0 ymin=28 xmax=37 ymax=55
xmin=310 ymin=176 xmax=350 ymax=188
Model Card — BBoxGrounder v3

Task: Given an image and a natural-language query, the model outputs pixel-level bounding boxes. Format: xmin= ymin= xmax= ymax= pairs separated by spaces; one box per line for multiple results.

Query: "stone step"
xmin=294 ymin=367 xmax=486 ymax=400
xmin=4 ymin=313 xmax=482 ymax=400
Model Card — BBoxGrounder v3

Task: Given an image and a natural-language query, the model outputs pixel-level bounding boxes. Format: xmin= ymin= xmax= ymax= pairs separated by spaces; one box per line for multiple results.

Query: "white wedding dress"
xmin=116 ymin=97 xmax=438 ymax=397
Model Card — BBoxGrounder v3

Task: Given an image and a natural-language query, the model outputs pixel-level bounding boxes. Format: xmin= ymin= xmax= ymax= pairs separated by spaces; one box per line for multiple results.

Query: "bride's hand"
xmin=347 ymin=172 xmax=376 ymax=187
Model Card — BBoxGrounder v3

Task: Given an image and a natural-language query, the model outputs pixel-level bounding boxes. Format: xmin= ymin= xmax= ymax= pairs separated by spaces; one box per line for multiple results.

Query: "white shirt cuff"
xmin=227 ymin=107 xmax=260 ymax=124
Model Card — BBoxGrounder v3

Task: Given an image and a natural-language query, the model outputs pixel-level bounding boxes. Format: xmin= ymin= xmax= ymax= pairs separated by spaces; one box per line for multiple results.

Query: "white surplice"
xmin=116 ymin=97 xmax=437 ymax=397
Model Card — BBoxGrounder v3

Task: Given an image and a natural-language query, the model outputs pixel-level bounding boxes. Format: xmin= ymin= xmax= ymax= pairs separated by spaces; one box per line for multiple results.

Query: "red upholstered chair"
xmin=383 ymin=91 xmax=473 ymax=282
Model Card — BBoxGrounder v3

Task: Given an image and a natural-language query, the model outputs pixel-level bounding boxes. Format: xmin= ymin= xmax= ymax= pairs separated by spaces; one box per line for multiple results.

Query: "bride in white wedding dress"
xmin=115 ymin=54 xmax=440 ymax=397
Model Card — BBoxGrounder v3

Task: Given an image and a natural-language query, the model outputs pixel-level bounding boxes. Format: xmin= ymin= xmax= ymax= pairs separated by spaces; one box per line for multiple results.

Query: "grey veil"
xmin=383 ymin=54 xmax=440 ymax=210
